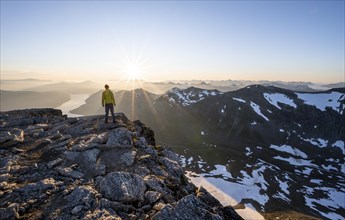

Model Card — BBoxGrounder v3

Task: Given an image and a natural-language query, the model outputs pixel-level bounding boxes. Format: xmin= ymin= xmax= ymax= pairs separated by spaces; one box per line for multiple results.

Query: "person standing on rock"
xmin=102 ymin=84 xmax=116 ymax=123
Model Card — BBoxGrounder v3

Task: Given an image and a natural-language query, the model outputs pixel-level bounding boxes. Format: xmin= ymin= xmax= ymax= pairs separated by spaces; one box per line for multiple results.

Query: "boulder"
xmin=98 ymin=148 xmax=136 ymax=171
xmin=14 ymin=178 xmax=58 ymax=201
xmin=0 ymin=129 xmax=24 ymax=149
xmin=144 ymin=175 xmax=172 ymax=196
xmin=66 ymin=185 xmax=98 ymax=208
xmin=57 ymin=166 xmax=84 ymax=179
xmin=0 ymin=203 xmax=19 ymax=219
xmin=159 ymin=157 xmax=184 ymax=181
xmin=106 ymin=128 xmax=133 ymax=148
xmin=64 ymin=149 xmax=105 ymax=177
xmin=145 ymin=191 xmax=162 ymax=204
xmin=84 ymin=208 xmax=121 ymax=220
xmin=153 ymin=195 xmax=223 ymax=220
xmin=99 ymin=172 xmax=146 ymax=203
xmin=159 ymin=147 xmax=181 ymax=165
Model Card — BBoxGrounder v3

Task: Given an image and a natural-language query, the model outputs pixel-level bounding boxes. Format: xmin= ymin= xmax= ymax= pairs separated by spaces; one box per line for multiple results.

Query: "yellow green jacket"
xmin=102 ymin=89 xmax=116 ymax=105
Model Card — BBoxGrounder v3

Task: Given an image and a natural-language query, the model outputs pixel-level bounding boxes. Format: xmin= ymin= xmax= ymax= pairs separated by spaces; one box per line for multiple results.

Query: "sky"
xmin=1 ymin=1 xmax=344 ymax=83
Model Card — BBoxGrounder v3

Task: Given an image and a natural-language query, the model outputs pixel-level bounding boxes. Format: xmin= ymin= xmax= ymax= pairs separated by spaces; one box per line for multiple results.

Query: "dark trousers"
xmin=105 ymin=103 xmax=115 ymax=123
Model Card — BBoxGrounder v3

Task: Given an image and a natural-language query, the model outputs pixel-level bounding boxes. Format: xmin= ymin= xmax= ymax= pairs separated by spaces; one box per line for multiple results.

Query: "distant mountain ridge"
xmin=2 ymin=78 xmax=342 ymax=94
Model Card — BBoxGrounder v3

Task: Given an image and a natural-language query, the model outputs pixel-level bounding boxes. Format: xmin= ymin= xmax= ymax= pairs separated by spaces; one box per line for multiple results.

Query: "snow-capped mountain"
xmin=151 ymin=85 xmax=345 ymax=219
xmin=161 ymin=87 xmax=222 ymax=106
xmin=70 ymin=85 xmax=344 ymax=219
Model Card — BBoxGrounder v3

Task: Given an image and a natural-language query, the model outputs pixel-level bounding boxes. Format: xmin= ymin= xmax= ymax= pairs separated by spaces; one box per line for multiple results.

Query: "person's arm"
xmin=111 ymin=92 xmax=116 ymax=106
xmin=101 ymin=92 xmax=105 ymax=107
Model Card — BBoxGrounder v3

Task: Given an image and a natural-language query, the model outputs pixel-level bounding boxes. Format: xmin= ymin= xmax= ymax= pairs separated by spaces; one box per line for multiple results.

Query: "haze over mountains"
xmin=1 ymin=79 xmax=344 ymax=219
xmin=2 ymin=78 xmax=343 ymax=113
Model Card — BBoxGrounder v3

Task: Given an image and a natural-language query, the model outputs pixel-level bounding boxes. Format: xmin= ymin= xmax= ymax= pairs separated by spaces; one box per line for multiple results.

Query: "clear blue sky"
xmin=1 ymin=1 xmax=344 ymax=83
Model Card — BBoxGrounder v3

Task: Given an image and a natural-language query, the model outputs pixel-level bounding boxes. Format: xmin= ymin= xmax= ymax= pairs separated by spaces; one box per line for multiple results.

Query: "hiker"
xmin=102 ymin=84 xmax=116 ymax=123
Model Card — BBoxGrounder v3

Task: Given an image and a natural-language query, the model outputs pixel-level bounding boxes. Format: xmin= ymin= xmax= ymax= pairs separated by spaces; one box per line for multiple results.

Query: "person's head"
xmin=104 ymin=84 xmax=109 ymax=89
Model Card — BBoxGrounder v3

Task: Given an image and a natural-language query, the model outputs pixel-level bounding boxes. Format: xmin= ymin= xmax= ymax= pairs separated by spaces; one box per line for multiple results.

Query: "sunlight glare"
xmin=126 ymin=65 xmax=143 ymax=81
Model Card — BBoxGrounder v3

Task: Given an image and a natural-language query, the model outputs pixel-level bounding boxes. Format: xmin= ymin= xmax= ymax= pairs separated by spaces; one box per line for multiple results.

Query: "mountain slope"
xmin=70 ymin=85 xmax=345 ymax=219
xmin=152 ymin=85 xmax=344 ymax=219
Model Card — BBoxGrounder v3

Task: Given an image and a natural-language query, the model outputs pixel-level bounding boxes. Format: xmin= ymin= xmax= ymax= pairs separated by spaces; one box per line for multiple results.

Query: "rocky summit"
xmin=0 ymin=108 xmax=242 ymax=220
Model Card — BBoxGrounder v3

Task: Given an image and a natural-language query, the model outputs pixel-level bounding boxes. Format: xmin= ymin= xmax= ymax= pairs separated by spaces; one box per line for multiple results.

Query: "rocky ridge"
xmin=0 ymin=108 xmax=242 ymax=220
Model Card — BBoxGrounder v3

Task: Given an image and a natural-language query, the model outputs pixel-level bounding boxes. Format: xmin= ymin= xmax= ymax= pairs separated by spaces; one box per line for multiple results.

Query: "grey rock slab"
xmin=120 ymin=150 xmax=137 ymax=167
xmin=64 ymin=149 xmax=105 ymax=177
xmin=158 ymin=157 xmax=184 ymax=181
xmin=0 ymin=129 xmax=24 ymax=148
xmin=66 ymin=185 xmax=98 ymax=208
xmin=98 ymin=148 xmax=135 ymax=171
xmin=106 ymin=127 xmax=133 ymax=149
xmin=159 ymin=147 xmax=181 ymax=165
xmin=100 ymin=172 xmax=146 ymax=203
xmin=0 ymin=132 xmax=12 ymax=144
xmin=0 ymin=203 xmax=19 ymax=219
xmin=153 ymin=195 xmax=223 ymax=220
xmin=99 ymin=198 xmax=136 ymax=213
xmin=84 ymin=208 xmax=121 ymax=220
xmin=0 ymin=156 xmax=13 ymax=173
xmin=14 ymin=178 xmax=57 ymax=201
xmin=0 ymin=173 xmax=10 ymax=182
xmin=6 ymin=118 xmax=34 ymax=127
xmin=71 ymin=205 xmax=85 ymax=215
xmin=57 ymin=166 xmax=84 ymax=179
xmin=134 ymin=166 xmax=150 ymax=177
xmin=47 ymin=158 xmax=63 ymax=169
xmin=144 ymin=175 xmax=172 ymax=196
xmin=145 ymin=191 xmax=163 ymax=204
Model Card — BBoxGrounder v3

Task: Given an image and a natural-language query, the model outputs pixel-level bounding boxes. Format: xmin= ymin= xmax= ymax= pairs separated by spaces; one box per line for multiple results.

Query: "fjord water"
xmin=57 ymin=94 xmax=89 ymax=117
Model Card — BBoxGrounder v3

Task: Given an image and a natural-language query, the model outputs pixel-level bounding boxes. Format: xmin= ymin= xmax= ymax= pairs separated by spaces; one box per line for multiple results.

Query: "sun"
xmin=126 ymin=65 xmax=143 ymax=80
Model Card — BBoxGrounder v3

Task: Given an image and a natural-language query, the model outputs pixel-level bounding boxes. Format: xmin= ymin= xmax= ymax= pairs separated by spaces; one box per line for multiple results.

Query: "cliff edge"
xmin=0 ymin=108 xmax=242 ymax=220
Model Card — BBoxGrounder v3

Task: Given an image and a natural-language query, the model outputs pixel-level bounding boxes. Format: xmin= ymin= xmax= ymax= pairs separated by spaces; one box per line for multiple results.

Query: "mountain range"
xmin=1 ymin=80 xmax=344 ymax=219
xmin=71 ymin=85 xmax=345 ymax=219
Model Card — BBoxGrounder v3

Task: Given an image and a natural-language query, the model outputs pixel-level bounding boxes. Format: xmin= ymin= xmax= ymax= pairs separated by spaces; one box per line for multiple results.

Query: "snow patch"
xmin=275 ymin=176 xmax=289 ymax=195
xmin=303 ymin=167 xmax=313 ymax=175
xmin=209 ymin=164 xmax=233 ymax=179
xmin=301 ymin=137 xmax=328 ymax=148
xmin=233 ymin=97 xmax=246 ymax=103
xmin=322 ymin=164 xmax=338 ymax=172
xmin=296 ymin=92 xmax=345 ymax=114
xmin=332 ymin=140 xmax=345 ymax=155
xmin=250 ymin=102 xmax=269 ymax=121
xmin=263 ymin=93 xmax=297 ymax=110
xmin=186 ymin=171 xmax=265 ymax=220
xmin=245 ymin=147 xmax=253 ymax=156
xmin=168 ymin=88 xmax=221 ymax=106
xmin=273 ymin=192 xmax=290 ymax=202
xmin=304 ymin=186 xmax=345 ymax=220
xmin=310 ymin=179 xmax=323 ymax=184
xmin=236 ymin=203 xmax=265 ymax=220
xmin=274 ymin=156 xmax=313 ymax=166
xmin=220 ymin=105 xmax=226 ymax=113
xmin=270 ymin=144 xmax=307 ymax=158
